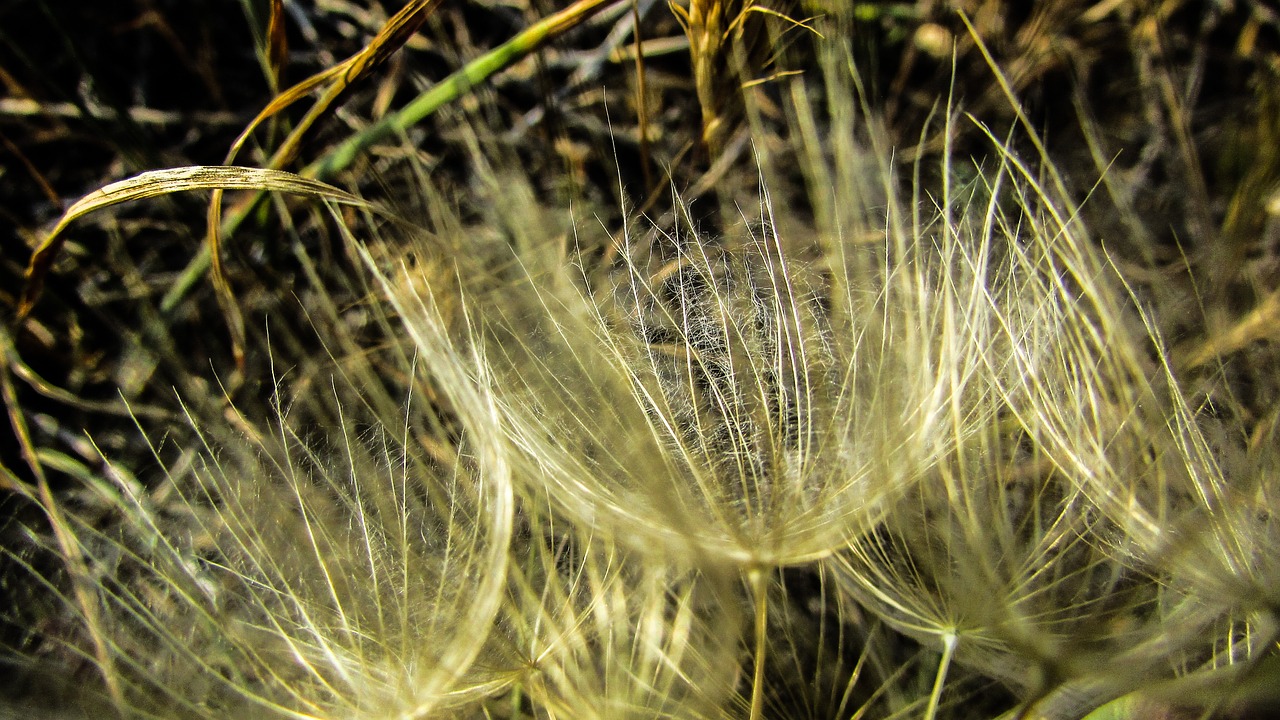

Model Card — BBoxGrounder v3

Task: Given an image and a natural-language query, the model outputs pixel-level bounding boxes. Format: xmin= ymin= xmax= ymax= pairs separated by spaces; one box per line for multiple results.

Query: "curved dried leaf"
xmin=18 ymin=166 xmax=367 ymax=319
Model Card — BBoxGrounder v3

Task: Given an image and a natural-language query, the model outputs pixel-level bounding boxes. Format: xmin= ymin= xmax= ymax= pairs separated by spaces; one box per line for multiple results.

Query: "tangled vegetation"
xmin=2 ymin=2 xmax=1279 ymax=718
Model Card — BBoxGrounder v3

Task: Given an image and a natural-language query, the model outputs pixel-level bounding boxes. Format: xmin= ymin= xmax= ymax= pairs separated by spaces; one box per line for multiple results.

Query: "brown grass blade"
xmin=673 ymin=1 xmax=804 ymax=154
xmin=221 ymin=0 xmax=443 ymax=177
xmin=1184 ymin=287 xmax=1280 ymax=369
xmin=266 ymin=0 xmax=288 ymax=89
xmin=204 ymin=0 xmax=442 ymax=370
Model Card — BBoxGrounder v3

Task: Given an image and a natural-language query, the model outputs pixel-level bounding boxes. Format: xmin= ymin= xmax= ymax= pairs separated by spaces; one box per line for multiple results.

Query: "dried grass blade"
xmin=203 ymin=0 xmax=440 ymax=370
xmin=1184 ymin=287 xmax=1280 ymax=369
xmin=0 ymin=324 xmax=123 ymax=708
xmin=265 ymin=0 xmax=288 ymax=88
xmin=18 ymin=166 xmax=368 ymax=321
xmin=310 ymin=0 xmax=614 ymax=178
xmin=259 ymin=0 xmax=444 ymax=172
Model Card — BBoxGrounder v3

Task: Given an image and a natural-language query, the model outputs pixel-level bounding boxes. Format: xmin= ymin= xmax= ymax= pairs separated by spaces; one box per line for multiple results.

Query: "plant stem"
xmin=305 ymin=0 xmax=614 ymax=180
xmin=924 ymin=631 xmax=958 ymax=720
xmin=161 ymin=0 xmax=614 ymax=315
xmin=748 ymin=566 xmax=769 ymax=720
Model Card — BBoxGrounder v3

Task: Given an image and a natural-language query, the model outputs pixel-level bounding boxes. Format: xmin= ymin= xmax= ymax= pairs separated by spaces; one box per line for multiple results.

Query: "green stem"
xmin=161 ymin=0 xmax=613 ymax=315
xmin=306 ymin=0 xmax=613 ymax=180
